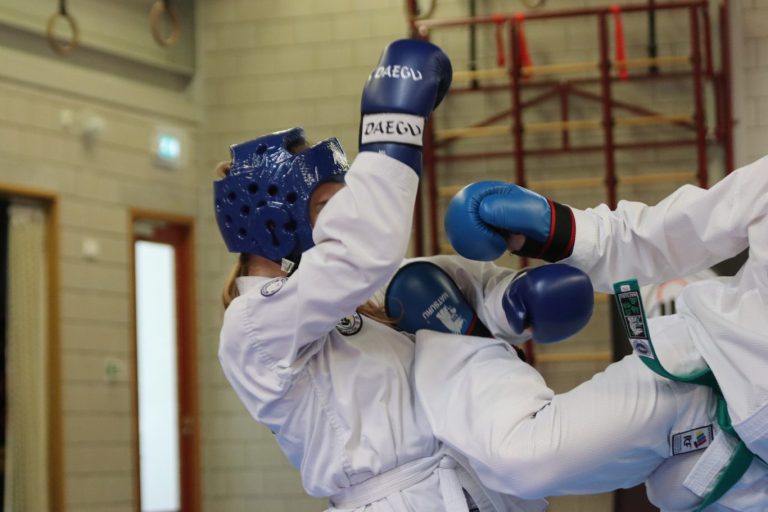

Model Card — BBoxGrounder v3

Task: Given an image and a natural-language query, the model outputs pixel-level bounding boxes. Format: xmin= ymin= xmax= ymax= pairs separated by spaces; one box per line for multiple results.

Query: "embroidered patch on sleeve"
xmin=336 ymin=313 xmax=363 ymax=336
xmin=261 ymin=277 xmax=287 ymax=297
xmin=671 ymin=424 xmax=714 ymax=455
xmin=630 ymin=338 xmax=656 ymax=359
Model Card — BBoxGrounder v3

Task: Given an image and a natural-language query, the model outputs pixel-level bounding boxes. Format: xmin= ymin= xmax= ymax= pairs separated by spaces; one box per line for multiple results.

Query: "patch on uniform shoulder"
xmin=261 ymin=277 xmax=287 ymax=297
xmin=336 ymin=312 xmax=363 ymax=336
xmin=671 ymin=424 xmax=713 ymax=455
xmin=630 ymin=338 xmax=655 ymax=359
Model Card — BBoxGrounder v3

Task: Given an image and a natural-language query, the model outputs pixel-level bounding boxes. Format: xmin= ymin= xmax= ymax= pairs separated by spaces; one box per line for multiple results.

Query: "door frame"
xmin=129 ymin=209 xmax=200 ymax=512
xmin=0 ymin=183 xmax=62 ymax=511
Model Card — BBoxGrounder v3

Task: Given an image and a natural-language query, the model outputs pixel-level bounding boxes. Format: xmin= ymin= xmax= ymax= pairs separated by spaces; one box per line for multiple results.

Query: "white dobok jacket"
xmin=566 ymin=155 xmax=768 ymax=464
xmin=218 ymin=152 xmax=545 ymax=512
xmin=414 ymin=156 xmax=768 ymax=510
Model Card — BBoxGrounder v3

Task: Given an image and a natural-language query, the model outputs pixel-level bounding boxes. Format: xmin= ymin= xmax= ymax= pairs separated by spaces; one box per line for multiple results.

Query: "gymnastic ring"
xmin=407 ymin=0 xmax=437 ymax=22
xmin=520 ymin=0 xmax=546 ymax=8
xmin=149 ymin=0 xmax=181 ymax=48
xmin=46 ymin=10 xmax=79 ymax=56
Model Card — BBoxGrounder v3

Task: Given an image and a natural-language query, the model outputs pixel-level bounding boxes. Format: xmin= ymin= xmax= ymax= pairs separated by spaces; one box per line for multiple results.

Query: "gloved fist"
xmin=503 ymin=264 xmax=593 ymax=344
xmin=385 ymin=261 xmax=491 ymax=337
xmin=360 ymin=39 xmax=452 ymax=174
xmin=444 ymin=180 xmax=575 ymax=262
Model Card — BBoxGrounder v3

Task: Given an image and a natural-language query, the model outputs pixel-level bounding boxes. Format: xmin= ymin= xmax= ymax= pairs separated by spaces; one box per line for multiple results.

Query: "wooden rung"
xmin=439 ymin=242 xmax=455 ymax=254
xmin=523 ymin=61 xmax=597 ymax=75
xmin=435 ymin=125 xmax=511 ymax=141
xmin=438 ymin=172 xmax=694 ymax=198
xmin=527 ymin=172 xmax=695 ymax=190
xmin=618 ymin=55 xmax=690 ymax=69
xmin=615 ymin=114 xmax=693 ymax=127
xmin=536 ymin=351 xmax=612 ymax=363
xmin=526 ymin=118 xmax=602 ymax=133
xmin=528 ymin=176 xmax=603 ymax=191
xmin=453 ymin=56 xmax=689 ymax=84
xmin=438 ymin=184 xmax=464 ymax=198
xmin=619 ymin=171 xmax=695 ymax=185
xmin=436 ymin=115 xmax=692 ymax=141
xmin=453 ymin=67 xmax=508 ymax=82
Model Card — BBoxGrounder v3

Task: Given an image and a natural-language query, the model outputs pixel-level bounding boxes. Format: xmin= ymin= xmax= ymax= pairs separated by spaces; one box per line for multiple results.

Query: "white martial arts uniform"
xmin=218 ymin=152 xmax=546 ymax=512
xmin=414 ymin=157 xmax=768 ymax=509
xmin=566 ymin=155 xmax=768 ymax=464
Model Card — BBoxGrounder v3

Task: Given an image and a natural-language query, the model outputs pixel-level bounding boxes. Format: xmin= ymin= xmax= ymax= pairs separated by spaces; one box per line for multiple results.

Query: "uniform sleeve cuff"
xmin=517 ymin=200 xmax=575 ymax=262
xmin=562 ymin=207 xmax=599 ymax=268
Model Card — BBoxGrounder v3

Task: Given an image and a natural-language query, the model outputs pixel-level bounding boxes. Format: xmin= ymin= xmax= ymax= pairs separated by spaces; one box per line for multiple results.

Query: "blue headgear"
xmin=213 ymin=127 xmax=348 ymax=265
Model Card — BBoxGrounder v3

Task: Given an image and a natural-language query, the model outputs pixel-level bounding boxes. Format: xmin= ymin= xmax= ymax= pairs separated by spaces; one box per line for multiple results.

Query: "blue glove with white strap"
xmin=444 ymin=181 xmax=576 ymax=262
xmin=385 ymin=261 xmax=491 ymax=337
xmin=360 ymin=39 xmax=452 ymax=174
xmin=504 ymin=264 xmax=593 ymax=344
xmin=385 ymin=260 xmax=593 ymax=345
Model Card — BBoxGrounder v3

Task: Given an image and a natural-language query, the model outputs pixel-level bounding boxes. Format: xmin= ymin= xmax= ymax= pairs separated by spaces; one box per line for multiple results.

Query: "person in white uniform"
xmin=427 ymin=160 xmax=768 ymax=510
xmin=213 ymin=39 xmax=594 ymax=512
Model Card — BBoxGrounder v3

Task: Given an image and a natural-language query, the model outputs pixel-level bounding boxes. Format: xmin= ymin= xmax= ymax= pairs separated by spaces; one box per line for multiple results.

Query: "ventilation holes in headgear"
xmin=286 ymin=192 xmax=298 ymax=204
xmin=285 ymin=220 xmax=296 ymax=233
xmin=241 ymin=205 xmax=250 ymax=216
xmin=227 ymin=191 xmax=237 ymax=202
xmin=255 ymin=144 xmax=268 ymax=155
xmin=238 ymin=227 xmax=247 ymax=239
xmin=267 ymin=185 xmax=278 ymax=196
xmin=266 ymin=220 xmax=280 ymax=246
xmin=257 ymin=200 xmax=266 ymax=208
xmin=224 ymin=215 xmax=232 ymax=227
xmin=248 ymin=183 xmax=259 ymax=194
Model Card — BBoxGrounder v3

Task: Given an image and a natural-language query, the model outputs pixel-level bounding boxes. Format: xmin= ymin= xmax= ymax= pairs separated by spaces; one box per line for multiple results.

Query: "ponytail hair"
xmin=222 ymin=253 xmax=248 ymax=308
xmin=357 ymin=300 xmax=394 ymax=325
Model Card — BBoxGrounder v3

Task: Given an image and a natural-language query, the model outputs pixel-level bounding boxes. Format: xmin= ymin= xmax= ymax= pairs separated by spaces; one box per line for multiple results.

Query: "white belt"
xmin=329 ymin=450 xmax=469 ymax=511
xmin=684 ymin=430 xmax=739 ymax=497
xmin=448 ymin=449 xmax=548 ymax=512
xmin=329 ymin=449 xmax=547 ymax=512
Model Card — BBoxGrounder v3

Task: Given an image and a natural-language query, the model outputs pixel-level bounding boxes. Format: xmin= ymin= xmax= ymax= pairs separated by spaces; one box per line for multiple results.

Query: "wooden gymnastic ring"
xmin=46 ymin=10 xmax=79 ymax=56
xmin=407 ymin=0 xmax=437 ymax=22
xmin=149 ymin=0 xmax=181 ymax=48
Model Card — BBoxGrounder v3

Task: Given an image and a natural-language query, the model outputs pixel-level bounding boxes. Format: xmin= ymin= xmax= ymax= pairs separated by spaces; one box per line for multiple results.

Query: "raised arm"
xmin=218 ymin=39 xmax=452 ymax=369
xmin=444 ymin=156 xmax=768 ymax=292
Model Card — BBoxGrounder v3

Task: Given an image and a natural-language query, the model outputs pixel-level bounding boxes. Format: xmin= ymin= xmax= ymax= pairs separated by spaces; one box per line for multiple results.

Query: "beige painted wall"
xmin=0 ymin=2 xmax=199 ymax=511
xmin=0 ymin=0 xmax=762 ymax=511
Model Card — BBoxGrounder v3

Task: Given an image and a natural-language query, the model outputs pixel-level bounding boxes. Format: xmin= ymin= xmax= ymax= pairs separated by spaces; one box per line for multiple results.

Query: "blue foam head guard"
xmin=213 ymin=127 xmax=348 ymax=264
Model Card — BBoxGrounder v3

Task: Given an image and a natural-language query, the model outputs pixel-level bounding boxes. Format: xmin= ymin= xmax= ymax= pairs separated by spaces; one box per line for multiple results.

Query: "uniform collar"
xmin=235 ymin=275 xmax=270 ymax=294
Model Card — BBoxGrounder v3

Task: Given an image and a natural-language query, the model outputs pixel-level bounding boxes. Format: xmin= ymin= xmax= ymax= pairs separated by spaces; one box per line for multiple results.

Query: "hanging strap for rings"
xmin=613 ymin=279 xmax=755 ymax=510
xmin=149 ymin=0 xmax=181 ymax=48
xmin=46 ymin=0 xmax=80 ymax=56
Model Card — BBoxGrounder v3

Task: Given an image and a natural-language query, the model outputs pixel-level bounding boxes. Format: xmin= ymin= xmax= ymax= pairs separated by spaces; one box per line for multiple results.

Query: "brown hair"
xmin=358 ymin=301 xmax=395 ymax=325
xmin=216 ymin=160 xmax=242 ymax=308
xmin=222 ymin=255 xmax=392 ymax=324
xmin=221 ymin=253 xmax=248 ymax=308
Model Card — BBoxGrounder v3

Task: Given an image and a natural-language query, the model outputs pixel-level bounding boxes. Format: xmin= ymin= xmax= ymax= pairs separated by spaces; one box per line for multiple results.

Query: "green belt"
xmin=613 ymin=279 xmax=754 ymax=511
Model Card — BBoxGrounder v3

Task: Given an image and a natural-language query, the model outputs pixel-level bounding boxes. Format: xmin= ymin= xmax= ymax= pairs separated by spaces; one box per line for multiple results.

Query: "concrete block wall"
xmin=0 ymin=64 xmax=198 ymax=512
xmin=0 ymin=0 xmax=759 ymax=511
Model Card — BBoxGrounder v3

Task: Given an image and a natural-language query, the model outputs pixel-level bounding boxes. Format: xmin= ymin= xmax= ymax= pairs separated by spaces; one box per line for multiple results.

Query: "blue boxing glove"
xmin=385 ymin=261 xmax=491 ymax=337
xmin=444 ymin=181 xmax=575 ymax=262
xmin=360 ymin=39 xmax=452 ymax=174
xmin=504 ymin=264 xmax=593 ymax=344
